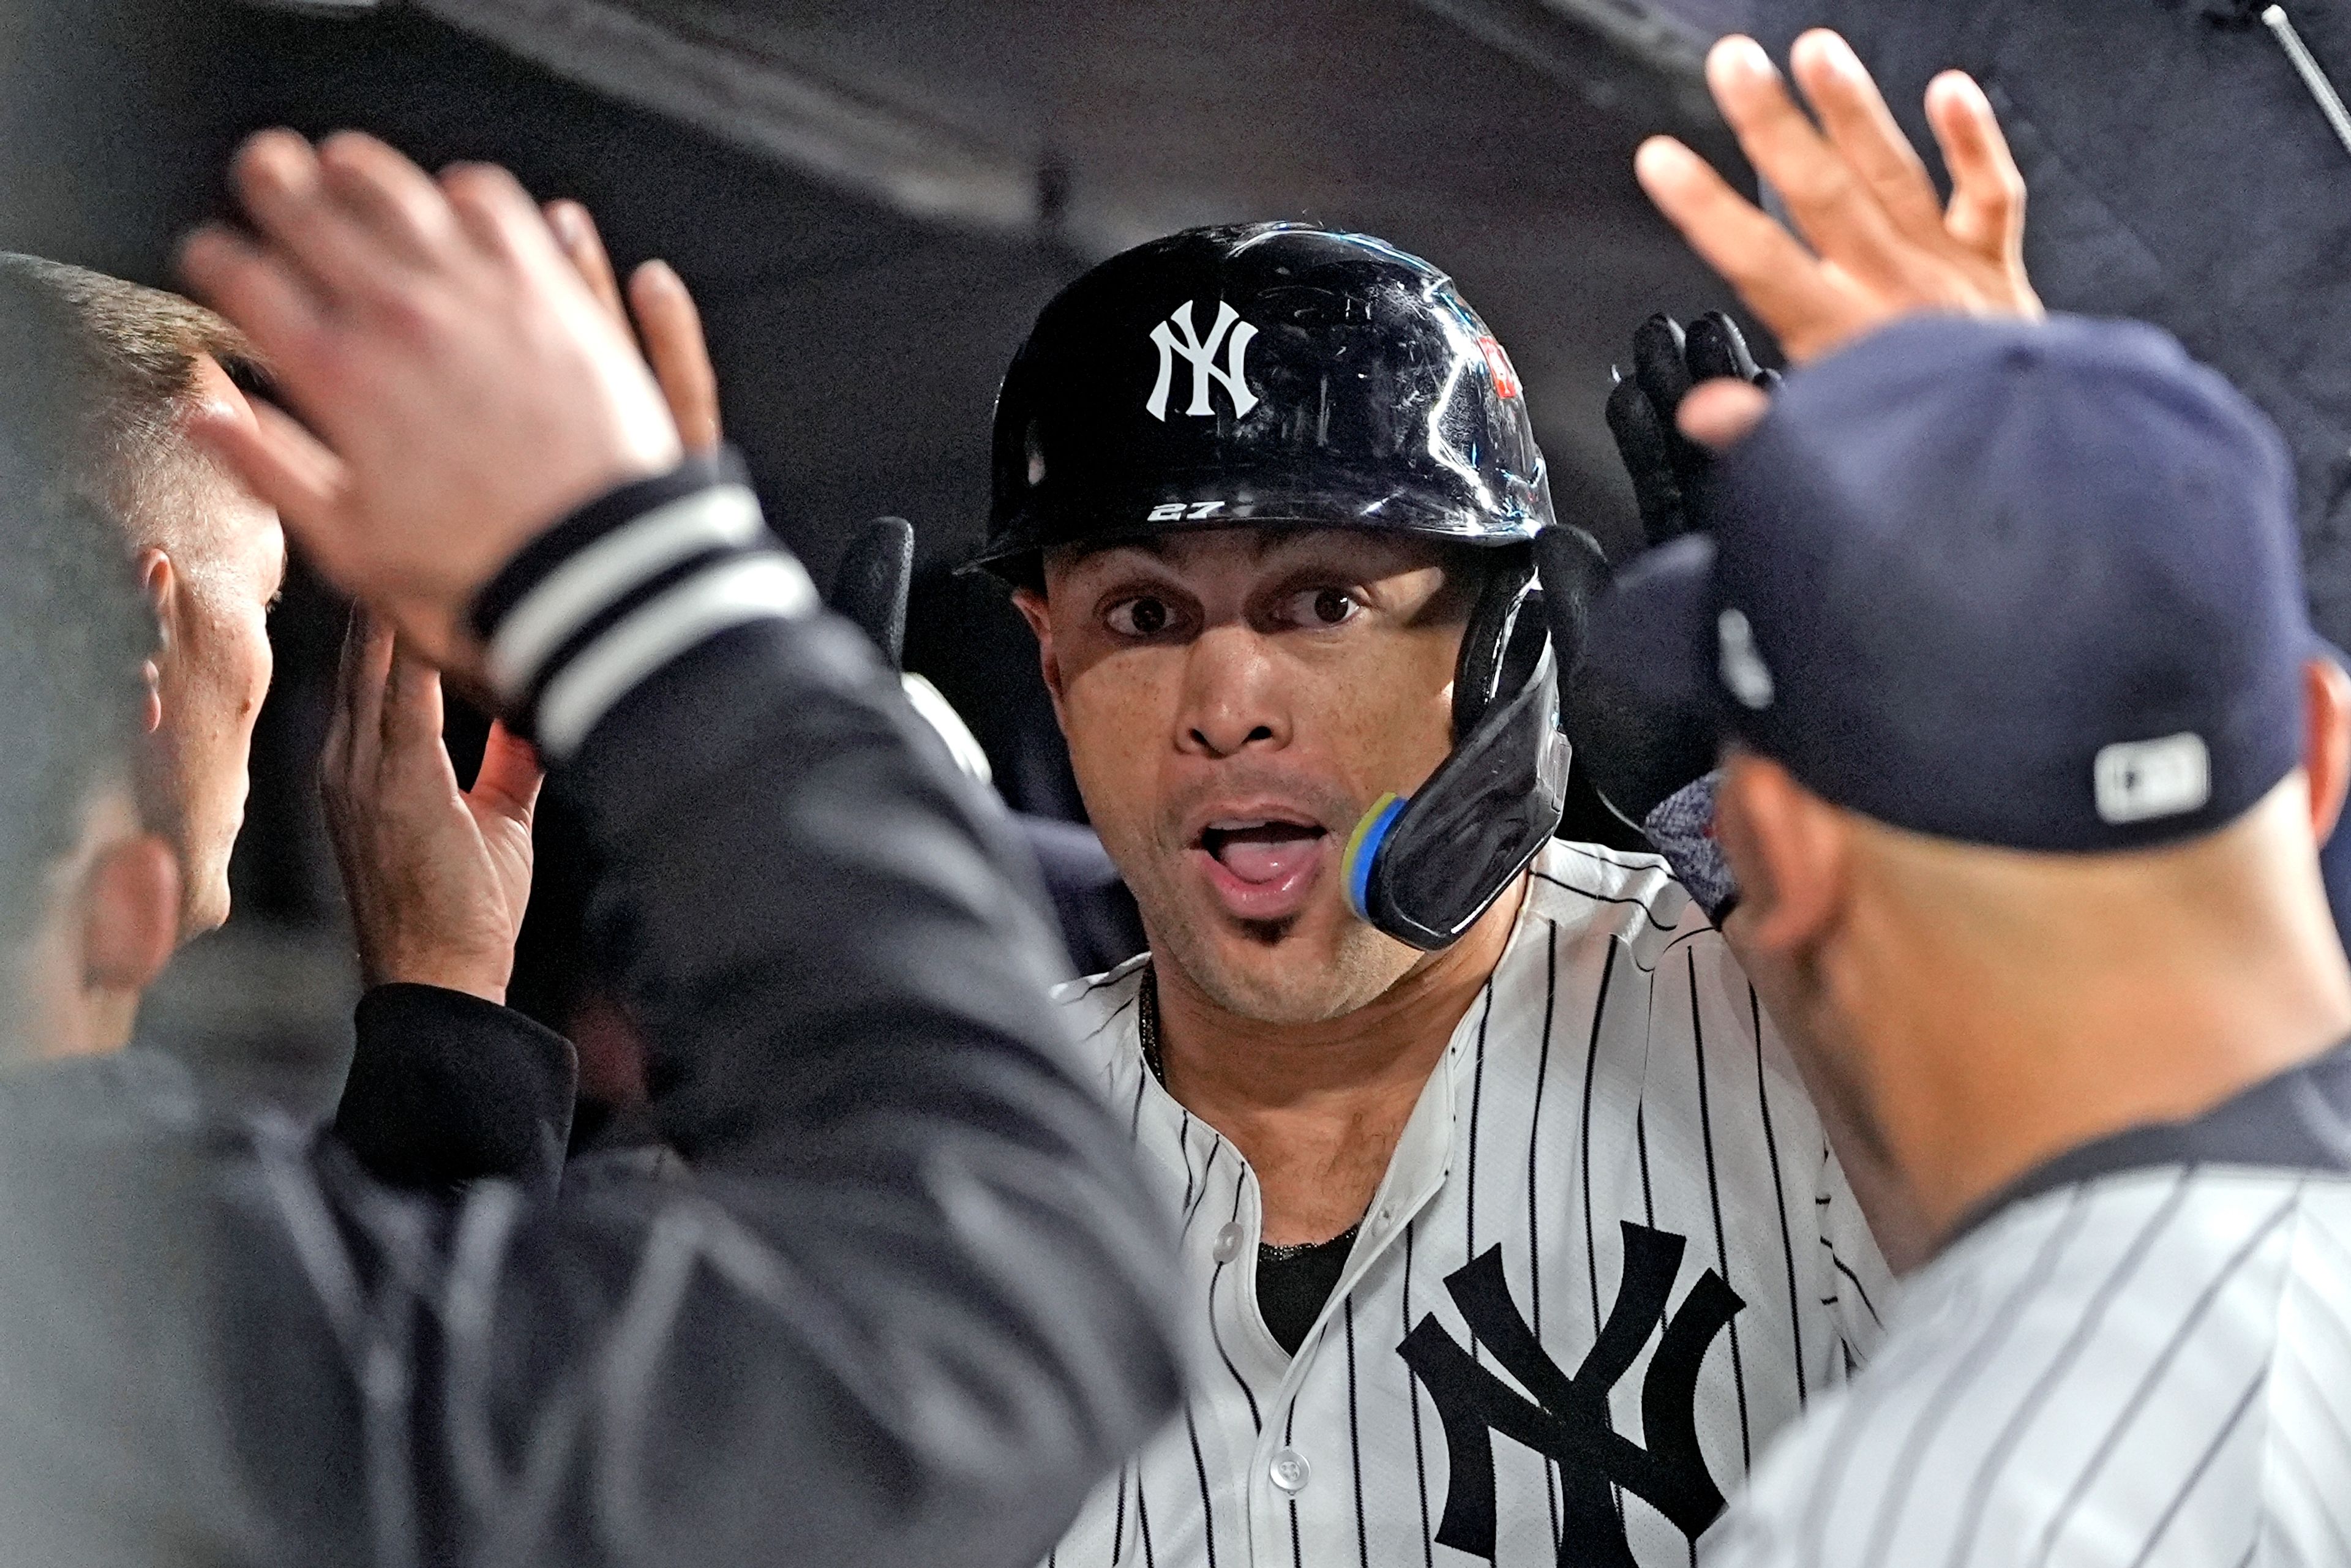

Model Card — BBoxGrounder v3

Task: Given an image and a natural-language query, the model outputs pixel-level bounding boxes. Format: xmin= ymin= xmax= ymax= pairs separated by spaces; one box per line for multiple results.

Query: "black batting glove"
xmin=1604 ymin=310 xmax=1777 ymax=549
xmin=1568 ymin=309 xmax=1779 ymax=831
xmin=1562 ymin=312 xmax=1776 ymax=915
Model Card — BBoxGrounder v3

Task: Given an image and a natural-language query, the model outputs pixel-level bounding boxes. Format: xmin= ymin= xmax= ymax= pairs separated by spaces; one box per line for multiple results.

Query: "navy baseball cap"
xmin=1592 ymin=313 xmax=2319 ymax=852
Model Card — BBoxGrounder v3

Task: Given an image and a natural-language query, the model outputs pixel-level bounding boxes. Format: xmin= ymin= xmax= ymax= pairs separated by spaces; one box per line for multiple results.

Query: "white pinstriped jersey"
xmin=1044 ymin=840 xmax=1892 ymax=1568
xmin=1707 ymin=1052 xmax=2351 ymax=1568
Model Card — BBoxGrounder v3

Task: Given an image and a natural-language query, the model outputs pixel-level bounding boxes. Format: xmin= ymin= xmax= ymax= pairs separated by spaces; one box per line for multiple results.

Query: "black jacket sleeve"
xmin=331 ymin=985 xmax=577 ymax=1198
xmin=230 ymin=460 xmax=1185 ymax=1566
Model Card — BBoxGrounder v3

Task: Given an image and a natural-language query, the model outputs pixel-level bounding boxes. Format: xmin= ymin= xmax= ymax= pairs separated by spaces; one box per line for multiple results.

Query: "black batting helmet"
xmin=970 ymin=222 xmax=1554 ymax=580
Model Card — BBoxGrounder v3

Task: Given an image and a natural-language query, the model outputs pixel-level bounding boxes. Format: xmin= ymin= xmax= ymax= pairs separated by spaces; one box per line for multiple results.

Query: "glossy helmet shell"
xmin=972 ymin=223 xmax=1554 ymax=579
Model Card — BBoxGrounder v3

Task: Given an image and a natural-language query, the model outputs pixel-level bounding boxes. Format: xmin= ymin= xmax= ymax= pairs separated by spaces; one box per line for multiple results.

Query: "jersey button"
xmin=1269 ymin=1447 xmax=1310 ymax=1495
xmin=1212 ymin=1222 xmax=1245 ymax=1264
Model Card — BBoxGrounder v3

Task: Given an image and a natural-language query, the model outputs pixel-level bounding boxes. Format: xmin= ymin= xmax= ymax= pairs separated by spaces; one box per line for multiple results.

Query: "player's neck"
xmin=1849 ymin=869 xmax=2351 ymax=1248
xmin=1150 ymin=877 xmax=1524 ymax=1245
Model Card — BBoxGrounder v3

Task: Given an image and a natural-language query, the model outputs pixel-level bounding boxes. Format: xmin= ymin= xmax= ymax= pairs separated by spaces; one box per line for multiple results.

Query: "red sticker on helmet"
xmin=1478 ymin=336 xmax=1521 ymax=400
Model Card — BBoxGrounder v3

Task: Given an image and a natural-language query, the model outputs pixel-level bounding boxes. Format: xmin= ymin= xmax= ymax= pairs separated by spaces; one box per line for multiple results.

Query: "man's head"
xmin=1017 ymin=529 xmax=1488 ymax=1021
xmin=0 ymin=292 xmax=182 ymax=1063
xmin=1595 ymin=314 xmax=2351 ymax=1196
xmin=0 ymin=257 xmax=287 ymax=939
xmin=981 ymin=225 xmax=1560 ymax=1020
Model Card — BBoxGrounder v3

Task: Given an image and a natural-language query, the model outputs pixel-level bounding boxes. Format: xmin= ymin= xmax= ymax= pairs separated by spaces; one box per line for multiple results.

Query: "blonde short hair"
xmin=0 ymin=253 xmax=264 ymax=561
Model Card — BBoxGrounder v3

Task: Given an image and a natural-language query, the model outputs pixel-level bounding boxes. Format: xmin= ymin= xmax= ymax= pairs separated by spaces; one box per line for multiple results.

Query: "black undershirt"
xmin=1256 ymin=1225 xmax=1360 ymax=1354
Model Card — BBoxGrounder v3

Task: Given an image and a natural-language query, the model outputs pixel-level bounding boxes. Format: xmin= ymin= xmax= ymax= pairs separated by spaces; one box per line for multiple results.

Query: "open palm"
xmin=322 ymin=611 xmax=542 ymax=1003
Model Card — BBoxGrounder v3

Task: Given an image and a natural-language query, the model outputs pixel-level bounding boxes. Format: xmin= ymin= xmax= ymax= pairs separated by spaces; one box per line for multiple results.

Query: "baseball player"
xmin=963 ymin=29 xmax=2061 ymax=1564
xmin=964 ymin=32 xmax=2051 ymax=1566
xmin=1594 ymin=310 xmax=2351 ymax=1567
xmin=978 ymin=215 xmax=1881 ymax=1568
xmin=983 ymin=217 xmax=1899 ymax=1568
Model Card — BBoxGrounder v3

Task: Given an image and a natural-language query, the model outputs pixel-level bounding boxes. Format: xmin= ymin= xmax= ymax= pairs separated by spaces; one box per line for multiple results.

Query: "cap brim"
xmin=1561 ymin=533 xmax=1722 ymax=822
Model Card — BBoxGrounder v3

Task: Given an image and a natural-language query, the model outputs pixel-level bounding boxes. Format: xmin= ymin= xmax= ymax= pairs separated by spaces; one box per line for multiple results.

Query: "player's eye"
xmin=1105 ymin=594 xmax=1182 ymax=639
xmin=1278 ymin=586 xmax=1362 ymax=629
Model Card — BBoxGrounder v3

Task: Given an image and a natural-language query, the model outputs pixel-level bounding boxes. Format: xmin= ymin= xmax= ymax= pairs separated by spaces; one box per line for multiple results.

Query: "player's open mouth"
xmin=1191 ymin=816 xmax=1329 ymax=922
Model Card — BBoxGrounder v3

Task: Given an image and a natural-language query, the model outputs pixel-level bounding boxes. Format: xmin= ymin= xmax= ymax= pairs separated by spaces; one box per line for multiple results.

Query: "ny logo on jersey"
xmin=1146 ymin=299 xmax=1260 ymax=421
xmin=1398 ymin=1223 xmax=1744 ymax=1568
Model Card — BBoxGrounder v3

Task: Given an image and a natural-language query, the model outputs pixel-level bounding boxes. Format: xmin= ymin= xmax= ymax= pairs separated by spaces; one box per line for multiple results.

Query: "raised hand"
xmin=543 ymin=199 xmax=724 ymax=455
xmin=179 ymin=131 xmax=684 ymax=669
xmin=1636 ymin=30 xmax=2041 ymax=369
xmin=321 ymin=610 xmax=542 ymax=1004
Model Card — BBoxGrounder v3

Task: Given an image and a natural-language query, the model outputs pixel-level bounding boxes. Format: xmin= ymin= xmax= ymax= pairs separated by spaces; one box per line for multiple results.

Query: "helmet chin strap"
xmin=1342 ymin=564 xmax=1570 ymax=950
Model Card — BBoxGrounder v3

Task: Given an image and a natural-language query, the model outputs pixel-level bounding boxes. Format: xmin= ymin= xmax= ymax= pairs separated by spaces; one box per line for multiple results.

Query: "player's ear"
xmin=1715 ymin=751 xmax=1847 ymax=958
xmin=136 ymin=548 xmax=175 ymax=733
xmin=2303 ymin=655 xmax=2351 ymax=845
xmin=80 ymin=831 xmax=180 ymax=996
xmin=1011 ymin=585 xmax=1069 ymax=718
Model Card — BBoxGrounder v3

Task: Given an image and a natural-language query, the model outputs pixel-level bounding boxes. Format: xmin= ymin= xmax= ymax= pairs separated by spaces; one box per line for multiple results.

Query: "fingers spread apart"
xmin=1786 ymin=30 xmax=1942 ymax=246
xmin=1641 ymin=32 xmax=2041 ymax=362
xmin=1635 ymin=137 xmax=1861 ymax=360
xmin=1705 ymin=36 xmax=1913 ymax=299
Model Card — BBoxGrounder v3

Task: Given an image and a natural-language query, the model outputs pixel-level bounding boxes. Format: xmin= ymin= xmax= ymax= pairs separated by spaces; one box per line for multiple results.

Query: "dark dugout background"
xmin=0 ymin=0 xmax=1750 ymax=1111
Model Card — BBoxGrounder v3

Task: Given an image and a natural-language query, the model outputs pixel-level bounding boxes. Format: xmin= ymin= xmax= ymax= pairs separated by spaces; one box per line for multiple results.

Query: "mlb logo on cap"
xmin=2095 ymin=733 xmax=2213 ymax=826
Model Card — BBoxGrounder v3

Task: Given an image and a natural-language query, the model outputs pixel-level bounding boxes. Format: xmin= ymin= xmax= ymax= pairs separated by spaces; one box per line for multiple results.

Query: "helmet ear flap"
xmin=1452 ymin=550 xmax=1540 ymax=738
xmin=1345 ymin=624 xmax=1569 ymax=950
xmin=1339 ymin=542 xmax=1567 ymax=952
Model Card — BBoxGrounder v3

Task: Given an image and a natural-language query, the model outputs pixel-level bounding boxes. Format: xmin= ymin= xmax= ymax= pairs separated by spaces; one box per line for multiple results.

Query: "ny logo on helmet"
xmin=1147 ymin=299 xmax=1260 ymax=421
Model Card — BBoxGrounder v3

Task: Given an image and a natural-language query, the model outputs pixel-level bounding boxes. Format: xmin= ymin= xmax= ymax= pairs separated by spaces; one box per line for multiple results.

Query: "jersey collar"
xmin=1943 ymin=1036 xmax=2351 ymax=1250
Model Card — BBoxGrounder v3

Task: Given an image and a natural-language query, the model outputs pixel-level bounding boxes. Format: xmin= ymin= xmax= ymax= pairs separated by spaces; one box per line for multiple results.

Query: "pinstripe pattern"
xmin=1045 ymin=842 xmax=1889 ymax=1566
xmin=1710 ymin=1170 xmax=2351 ymax=1568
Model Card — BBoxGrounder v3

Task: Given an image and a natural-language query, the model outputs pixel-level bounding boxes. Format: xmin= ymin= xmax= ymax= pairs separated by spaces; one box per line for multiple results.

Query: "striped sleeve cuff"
xmin=468 ymin=451 xmax=817 ymax=757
